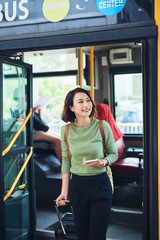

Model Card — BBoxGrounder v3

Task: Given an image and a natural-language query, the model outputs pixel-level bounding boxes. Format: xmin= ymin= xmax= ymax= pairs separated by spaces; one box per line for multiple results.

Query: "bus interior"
xmin=3 ymin=41 xmax=144 ymax=240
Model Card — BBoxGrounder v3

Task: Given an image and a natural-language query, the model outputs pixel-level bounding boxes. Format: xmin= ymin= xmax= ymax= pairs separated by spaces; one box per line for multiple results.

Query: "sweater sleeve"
xmin=102 ymin=121 xmax=118 ymax=165
xmin=61 ymin=125 xmax=71 ymax=174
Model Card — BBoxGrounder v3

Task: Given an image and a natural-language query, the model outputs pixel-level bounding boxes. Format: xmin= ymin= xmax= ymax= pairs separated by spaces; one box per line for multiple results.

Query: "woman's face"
xmin=70 ymin=92 xmax=92 ymax=119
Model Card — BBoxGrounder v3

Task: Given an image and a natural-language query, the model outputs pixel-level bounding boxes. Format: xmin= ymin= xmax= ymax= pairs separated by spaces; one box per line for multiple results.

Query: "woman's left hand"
xmin=83 ymin=158 xmax=108 ymax=167
xmin=33 ymin=105 xmax=41 ymax=112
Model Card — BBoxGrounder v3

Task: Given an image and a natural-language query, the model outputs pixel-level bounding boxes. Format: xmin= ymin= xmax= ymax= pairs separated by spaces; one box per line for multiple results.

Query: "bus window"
xmin=33 ymin=76 xmax=78 ymax=135
xmin=24 ymin=49 xmax=79 ymax=135
xmin=114 ymin=73 xmax=143 ymax=134
xmin=24 ymin=49 xmax=78 ymax=73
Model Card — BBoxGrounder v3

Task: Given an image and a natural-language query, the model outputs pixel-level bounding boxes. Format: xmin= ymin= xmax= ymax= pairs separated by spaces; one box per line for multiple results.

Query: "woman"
xmin=56 ymin=87 xmax=118 ymax=240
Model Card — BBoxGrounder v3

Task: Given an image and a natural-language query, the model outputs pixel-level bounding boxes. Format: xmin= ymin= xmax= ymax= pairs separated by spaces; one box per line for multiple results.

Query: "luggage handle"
xmin=53 ymin=200 xmax=74 ymax=236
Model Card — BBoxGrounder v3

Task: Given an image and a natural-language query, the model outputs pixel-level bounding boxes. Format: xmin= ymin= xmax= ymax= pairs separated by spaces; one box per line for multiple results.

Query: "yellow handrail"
xmin=2 ymin=108 xmax=32 ymax=156
xmin=79 ymin=47 xmax=83 ymax=88
xmin=90 ymin=46 xmax=94 ymax=100
xmin=19 ymin=184 xmax=26 ymax=190
xmin=3 ymin=147 xmax=33 ymax=202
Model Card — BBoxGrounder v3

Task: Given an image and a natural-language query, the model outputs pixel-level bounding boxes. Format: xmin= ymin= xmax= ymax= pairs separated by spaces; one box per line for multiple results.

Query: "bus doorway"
xmin=21 ymin=42 xmax=144 ymax=240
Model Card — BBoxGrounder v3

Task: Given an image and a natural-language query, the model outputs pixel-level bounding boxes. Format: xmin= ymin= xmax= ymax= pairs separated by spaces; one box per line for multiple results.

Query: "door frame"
xmin=0 ymin=25 xmax=158 ymax=240
xmin=0 ymin=56 xmax=35 ymax=240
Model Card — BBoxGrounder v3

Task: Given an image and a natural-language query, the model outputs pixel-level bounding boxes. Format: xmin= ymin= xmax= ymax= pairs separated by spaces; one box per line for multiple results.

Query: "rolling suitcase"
xmin=54 ymin=200 xmax=78 ymax=240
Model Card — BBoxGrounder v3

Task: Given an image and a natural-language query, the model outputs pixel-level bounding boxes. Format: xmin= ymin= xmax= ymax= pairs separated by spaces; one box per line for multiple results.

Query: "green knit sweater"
xmin=61 ymin=118 xmax=118 ymax=176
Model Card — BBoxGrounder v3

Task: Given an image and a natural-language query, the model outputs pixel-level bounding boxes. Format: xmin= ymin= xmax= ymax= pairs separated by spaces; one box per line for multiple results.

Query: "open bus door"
xmin=0 ymin=56 xmax=36 ymax=240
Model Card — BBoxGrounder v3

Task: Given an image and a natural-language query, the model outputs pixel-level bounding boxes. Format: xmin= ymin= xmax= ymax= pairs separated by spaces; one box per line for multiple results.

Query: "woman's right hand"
xmin=56 ymin=173 xmax=70 ymax=206
xmin=56 ymin=193 xmax=68 ymax=207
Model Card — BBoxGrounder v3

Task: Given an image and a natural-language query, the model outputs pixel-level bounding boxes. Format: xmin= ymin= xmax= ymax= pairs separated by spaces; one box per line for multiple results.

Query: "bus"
xmin=0 ymin=0 xmax=159 ymax=240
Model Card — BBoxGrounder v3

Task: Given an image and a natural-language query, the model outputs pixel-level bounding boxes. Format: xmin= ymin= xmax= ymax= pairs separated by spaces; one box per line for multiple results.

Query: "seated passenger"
xmin=33 ymin=106 xmax=62 ymax=164
xmin=12 ymin=87 xmax=62 ymax=164
xmin=96 ymin=103 xmax=124 ymax=142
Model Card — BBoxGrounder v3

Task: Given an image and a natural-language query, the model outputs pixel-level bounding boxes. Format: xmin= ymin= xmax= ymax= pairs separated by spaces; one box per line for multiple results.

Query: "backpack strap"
xmin=65 ymin=124 xmax=72 ymax=161
xmin=99 ymin=120 xmax=106 ymax=157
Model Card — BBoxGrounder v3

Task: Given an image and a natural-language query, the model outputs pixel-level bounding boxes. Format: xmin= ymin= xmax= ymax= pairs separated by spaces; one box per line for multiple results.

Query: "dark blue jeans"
xmin=70 ymin=172 xmax=112 ymax=240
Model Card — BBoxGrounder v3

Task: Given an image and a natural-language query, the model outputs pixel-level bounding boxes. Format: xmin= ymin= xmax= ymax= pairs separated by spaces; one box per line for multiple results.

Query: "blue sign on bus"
xmin=96 ymin=0 xmax=127 ymax=16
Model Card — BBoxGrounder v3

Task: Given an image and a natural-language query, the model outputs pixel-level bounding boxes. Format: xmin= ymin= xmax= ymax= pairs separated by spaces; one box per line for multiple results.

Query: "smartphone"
xmin=85 ymin=159 xmax=98 ymax=164
xmin=64 ymin=200 xmax=70 ymax=203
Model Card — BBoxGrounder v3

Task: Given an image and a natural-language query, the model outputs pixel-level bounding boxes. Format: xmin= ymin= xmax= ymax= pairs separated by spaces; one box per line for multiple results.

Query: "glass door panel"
xmin=0 ymin=57 xmax=34 ymax=240
xmin=4 ymin=153 xmax=28 ymax=195
xmin=3 ymin=63 xmax=27 ymax=149
xmin=4 ymin=153 xmax=29 ymax=240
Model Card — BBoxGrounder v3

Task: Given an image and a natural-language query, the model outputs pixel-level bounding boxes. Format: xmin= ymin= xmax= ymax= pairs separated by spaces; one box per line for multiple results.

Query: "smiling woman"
xmin=69 ymin=92 xmax=92 ymax=125
xmin=56 ymin=87 xmax=118 ymax=240
xmin=61 ymin=87 xmax=96 ymax=123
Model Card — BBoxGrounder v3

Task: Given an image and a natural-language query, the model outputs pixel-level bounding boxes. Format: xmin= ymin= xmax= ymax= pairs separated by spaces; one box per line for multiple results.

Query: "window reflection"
xmin=118 ymin=0 xmax=152 ymax=23
xmin=114 ymin=73 xmax=143 ymax=134
xmin=3 ymin=63 xmax=27 ymax=149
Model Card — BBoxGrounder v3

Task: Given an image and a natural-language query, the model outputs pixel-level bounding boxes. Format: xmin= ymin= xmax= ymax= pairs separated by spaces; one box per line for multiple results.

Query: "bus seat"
xmin=112 ymin=157 xmax=143 ymax=175
xmin=33 ymin=140 xmax=53 ymax=150
xmin=111 ymin=154 xmax=143 ymax=185
xmin=96 ymin=103 xmax=143 ymax=183
xmin=115 ymin=137 xmax=125 ymax=160
xmin=112 ymin=138 xmax=143 ymax=184
xmin=33 ymin=140 xmax=61 ymax=174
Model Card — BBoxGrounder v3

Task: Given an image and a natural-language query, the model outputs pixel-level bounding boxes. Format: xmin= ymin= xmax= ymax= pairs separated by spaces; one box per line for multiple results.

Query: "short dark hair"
xmin=61 ymin=87 xmax=97 ymax=122
xmin=103 ymin=98 xmax=109 ymax=105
